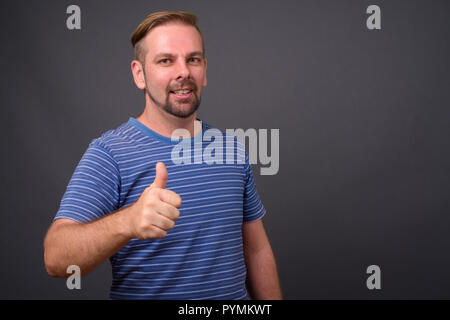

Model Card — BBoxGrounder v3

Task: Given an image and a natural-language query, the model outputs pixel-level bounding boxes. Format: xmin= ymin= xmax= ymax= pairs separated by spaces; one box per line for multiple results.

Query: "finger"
xmin=158 ymin=189 xmax=182 ymax=208
xmin=151 ymin=213 xmax=175 ymax=231
xmin=156 ymin=202 xmax=180 ymax=221
xmin=149 ymin=162 xmax=168 ymax=189
xmin=144 ymin=225 xmax=167 ymax=239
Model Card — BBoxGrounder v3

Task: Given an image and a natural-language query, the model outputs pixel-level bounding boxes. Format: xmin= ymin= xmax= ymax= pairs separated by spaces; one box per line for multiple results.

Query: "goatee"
xmin=147 ymin=81 xmax=201 ymax=119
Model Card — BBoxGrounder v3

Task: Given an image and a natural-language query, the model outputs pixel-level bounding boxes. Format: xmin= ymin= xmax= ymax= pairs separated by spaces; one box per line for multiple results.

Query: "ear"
xmin=202 ymin=58 xmax=207 ymax=87
xmin=131 ymin=60 xmax=146 ymax=90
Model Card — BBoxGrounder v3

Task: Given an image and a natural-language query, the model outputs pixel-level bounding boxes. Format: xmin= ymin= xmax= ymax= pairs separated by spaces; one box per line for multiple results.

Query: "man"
xmin=44 ymin=11 xmax=282 ymax=300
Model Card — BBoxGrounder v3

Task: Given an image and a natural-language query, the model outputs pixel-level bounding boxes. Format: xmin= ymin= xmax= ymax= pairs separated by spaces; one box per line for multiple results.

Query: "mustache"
xmin=167 ymin=80 xmax=198 ymax=92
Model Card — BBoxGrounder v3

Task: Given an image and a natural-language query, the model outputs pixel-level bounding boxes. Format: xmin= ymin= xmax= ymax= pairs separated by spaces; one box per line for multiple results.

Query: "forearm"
xmin=44 ymin=206 xmax=133 ymax=277
xmin=245 ymin=244 xmax=282 ymax=300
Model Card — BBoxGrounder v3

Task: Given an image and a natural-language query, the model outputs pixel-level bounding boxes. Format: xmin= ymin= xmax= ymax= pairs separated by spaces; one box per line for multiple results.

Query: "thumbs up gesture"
xmin=128 ymin=162 xmax=182 ymax=240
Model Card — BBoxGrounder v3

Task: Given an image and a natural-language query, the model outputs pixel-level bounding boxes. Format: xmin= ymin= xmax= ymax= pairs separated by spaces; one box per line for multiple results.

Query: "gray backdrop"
xmin=1 ymin=0 xmax=449 ymax=299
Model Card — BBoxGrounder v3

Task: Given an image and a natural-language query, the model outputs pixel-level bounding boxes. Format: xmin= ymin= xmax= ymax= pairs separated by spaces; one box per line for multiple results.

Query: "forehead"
xmin=143 ymin=22 xmax=203 ymax=56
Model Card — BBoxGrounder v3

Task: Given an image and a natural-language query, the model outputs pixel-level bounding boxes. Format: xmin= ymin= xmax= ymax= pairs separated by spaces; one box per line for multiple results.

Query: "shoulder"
xmin=88 ymin=119 xmax=141 ymax=154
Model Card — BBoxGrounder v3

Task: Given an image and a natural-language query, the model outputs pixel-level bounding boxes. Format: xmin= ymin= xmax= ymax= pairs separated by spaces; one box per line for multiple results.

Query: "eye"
xmin=159 ymin=58 xmax=171 ymax=64
xmin=189 ymin=57 xmax=201 ymax=63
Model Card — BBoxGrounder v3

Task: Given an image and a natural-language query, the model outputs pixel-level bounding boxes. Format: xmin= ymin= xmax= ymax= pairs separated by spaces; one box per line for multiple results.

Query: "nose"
xmin=175 ymin=60 xmax=191 ymax=80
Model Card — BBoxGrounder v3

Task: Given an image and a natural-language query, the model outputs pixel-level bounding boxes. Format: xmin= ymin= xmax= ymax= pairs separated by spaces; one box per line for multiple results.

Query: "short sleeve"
xmin=54 ymin=141 xmax=121 ymax=223
xmin=243 ymin=151 xmax=266 ymax=222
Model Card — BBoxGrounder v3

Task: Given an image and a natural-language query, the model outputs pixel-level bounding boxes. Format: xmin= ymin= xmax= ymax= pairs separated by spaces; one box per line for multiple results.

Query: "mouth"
xmin=169 ymin=88 xmax=194 ymax=99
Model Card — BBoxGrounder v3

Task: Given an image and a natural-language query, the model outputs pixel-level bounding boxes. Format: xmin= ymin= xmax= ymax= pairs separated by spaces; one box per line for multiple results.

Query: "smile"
xmin=170 ymin=89 xmax=193 ymax=99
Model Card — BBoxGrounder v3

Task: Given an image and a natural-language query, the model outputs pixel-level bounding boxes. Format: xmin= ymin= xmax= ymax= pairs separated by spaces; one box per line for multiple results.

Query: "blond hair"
xmin=131 ymin=11 xmax=205 ymax=63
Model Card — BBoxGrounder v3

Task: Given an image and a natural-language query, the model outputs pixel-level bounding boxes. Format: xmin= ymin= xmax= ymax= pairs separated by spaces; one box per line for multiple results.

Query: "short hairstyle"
xmin=131 ymin=11 xmax=205 ymax=63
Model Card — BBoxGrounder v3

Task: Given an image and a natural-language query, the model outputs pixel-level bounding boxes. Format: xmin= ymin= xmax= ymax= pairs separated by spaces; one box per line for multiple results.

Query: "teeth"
xmin=174 ymin=90 xmax=191 ymax=95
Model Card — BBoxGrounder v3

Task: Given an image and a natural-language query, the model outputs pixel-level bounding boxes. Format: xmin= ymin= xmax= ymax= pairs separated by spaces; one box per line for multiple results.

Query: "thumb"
xmin=150 ymin=162 xmax=168 ymax=189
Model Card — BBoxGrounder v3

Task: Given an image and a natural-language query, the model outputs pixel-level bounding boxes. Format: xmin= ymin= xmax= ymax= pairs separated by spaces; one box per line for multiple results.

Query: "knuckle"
xmin=148 ymin=187 xmax=160 ymax=196
xmin=141 ymin=208 xmax=155 ymax=221
xmin=155 ymin=230 xmax=167 ymax=239
xmin=138 ymin=221 xmax=151 ymax=233
xmin=145 ymin=198 xmax=158 ymax=209
xmin=176 ymin=195 xmax=182 ymax=207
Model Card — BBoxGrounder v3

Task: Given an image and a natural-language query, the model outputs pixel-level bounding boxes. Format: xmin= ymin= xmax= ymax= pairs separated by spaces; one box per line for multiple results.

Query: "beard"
xmin=145 ymin=80 xmax=201 ymax=119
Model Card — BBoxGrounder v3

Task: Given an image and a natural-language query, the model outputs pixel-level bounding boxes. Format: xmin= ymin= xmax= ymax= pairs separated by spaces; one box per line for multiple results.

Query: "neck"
xmin=136 ymin=98 xmax=199 ymax=138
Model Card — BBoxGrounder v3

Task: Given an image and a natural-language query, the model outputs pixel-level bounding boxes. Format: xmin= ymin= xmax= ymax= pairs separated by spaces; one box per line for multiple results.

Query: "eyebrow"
xmin=153 ymin=51 xmax=204 ymax=60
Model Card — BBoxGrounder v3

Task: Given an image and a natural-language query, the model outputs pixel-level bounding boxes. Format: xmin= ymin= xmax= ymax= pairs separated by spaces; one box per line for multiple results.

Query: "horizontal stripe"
xmin=110 ymin=281 xmax=243 ymax=296
xmin=54 ymin=118 xmax=265 ymax=299
xmin=113 ymin=258 xmax=243 ymax=276
xmin=117 ymin=271 xmax=246 ymax=289
xmin=116 ymin=230 xmax=242 ymax=257
xmin=114 ymin=252 xmax=243 ymax=268
xmin=114 ymin=265 xmax=246 ymax=282
xmin=115 ymin=237 xmax=241 ymax=258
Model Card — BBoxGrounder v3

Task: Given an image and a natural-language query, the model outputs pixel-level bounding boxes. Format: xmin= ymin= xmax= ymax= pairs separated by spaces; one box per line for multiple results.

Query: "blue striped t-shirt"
xmin=54 ymin=117 xmax=266 ymax=299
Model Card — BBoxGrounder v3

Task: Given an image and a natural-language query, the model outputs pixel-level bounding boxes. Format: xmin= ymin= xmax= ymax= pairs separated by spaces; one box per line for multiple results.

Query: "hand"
xmin=128 ymin=162 xmax=182 ymax=240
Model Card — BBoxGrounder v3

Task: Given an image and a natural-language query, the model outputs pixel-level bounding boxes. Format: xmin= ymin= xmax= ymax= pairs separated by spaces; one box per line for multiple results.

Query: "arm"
xmin=44 ymin=162 xmax=181 ymax=278
xmin=242 ymin=218 xmax=282 ymax=299
xmin=44 ymin=207 xmax=133 ymax=278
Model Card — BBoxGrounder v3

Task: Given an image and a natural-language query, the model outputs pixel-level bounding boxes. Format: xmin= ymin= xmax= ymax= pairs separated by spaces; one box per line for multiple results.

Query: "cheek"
xmin=146 ymin=71 xmax=170 ymax=92
xmin=193 ymin=70 xmax=206 ymax=88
